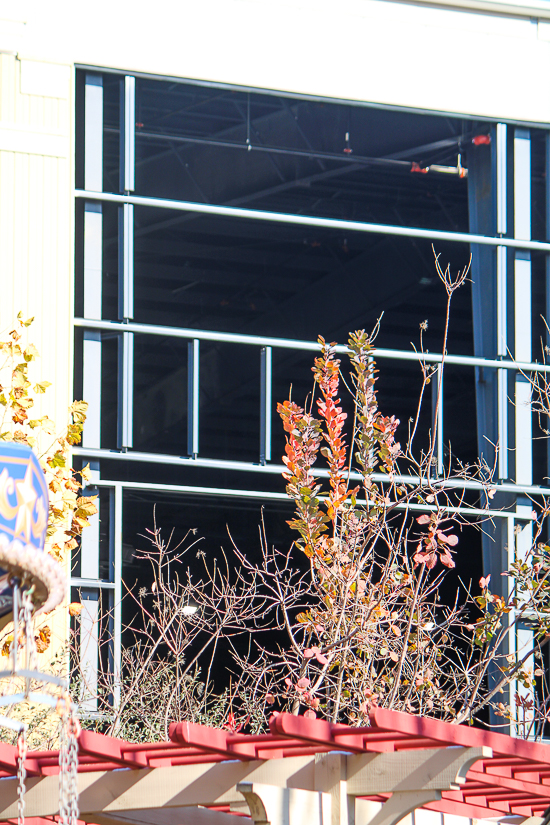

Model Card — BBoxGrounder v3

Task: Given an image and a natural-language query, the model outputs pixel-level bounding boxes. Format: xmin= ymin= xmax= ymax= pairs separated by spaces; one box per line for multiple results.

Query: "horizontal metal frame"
xmin=395 ymin=0 xmax=550 ymax=22
xmin=75 ymin=189 xmax=550 ymax=253
xmin=74 ymin=317 xmax=550 ymax=373
xmin=73 ymin=445 xmax=550 ymax=497
xmin=88 ymin=478 xmax=531 ymax=519
xmin=70 ymin=577 xmax=116 ymax=590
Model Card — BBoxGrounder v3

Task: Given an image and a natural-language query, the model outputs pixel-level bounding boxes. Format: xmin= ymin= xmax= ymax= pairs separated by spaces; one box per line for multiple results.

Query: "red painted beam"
xmin=370 ymin=707 xmax=550 ymax=763
xmin=78 ymin=729 xmax=148 ymax=768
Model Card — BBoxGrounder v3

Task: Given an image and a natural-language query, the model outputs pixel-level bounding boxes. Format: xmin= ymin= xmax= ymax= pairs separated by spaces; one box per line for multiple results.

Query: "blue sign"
xmin=0 ymin=442 xmax=48 ymax=552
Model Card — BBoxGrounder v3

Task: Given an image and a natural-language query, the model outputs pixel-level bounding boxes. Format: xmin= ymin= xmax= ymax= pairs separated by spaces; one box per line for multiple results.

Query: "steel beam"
xmin=513 ymin=131 xmax=532 ymax=489
xmin=187 ymin=339 xmax=199 ymax=457
xmin=497 ymin=243 xmax=508 ymax=479
xmin=74 ymin=190 xmax=550 ymax=254
xmin=260 ymin=346 xmax=272 ymax=464
xmin=431 ymin=364 xmax=444 ymax=477
xmin=117 ymin=331 xmax=134 ymax=450
xmin=85 ymin=74 xmax=103 ymax=193
xmin=80 ymin=73 xmax=104 ymax=714
xmin=512 ymin=129 xmax=534 ymax=736
xmin=79 ymin=590 xmax=99 ymax=714
xmin=73 ymin=317 xmax=550 ymax=372
xmin=113 ymin=484 xmax=123 ymax=708
xmin=118 ymin=203 xmax=134 ymax=321
xmin=120 ymin=76 xmax=135 ymax=193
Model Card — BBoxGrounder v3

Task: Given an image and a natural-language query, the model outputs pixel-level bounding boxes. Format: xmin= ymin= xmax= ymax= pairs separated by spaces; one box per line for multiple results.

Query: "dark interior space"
xmin=75 ymin=70 xmax=499 ymax=620
xmin=84 ymin=71 xmax=480 ymax=480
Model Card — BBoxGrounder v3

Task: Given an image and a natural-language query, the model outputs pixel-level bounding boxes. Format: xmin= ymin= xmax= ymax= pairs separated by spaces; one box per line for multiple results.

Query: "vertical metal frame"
xmin=496 ymin=126 xmax=509 ymax=479
xmin=260 ymin=346 xmax=272 ymax=464
xmin=431 ymin=365 xmax=443 ymax=477
xmin=120 ymin=76 xmax=135 ymax=193
xmin=513 ymin=130 xmax=534 ymax=735
xmin=514 ymin=130 xmax=531 ymax=242
xmin=118 ymin=331 xmax=134 ymax=450
xmin=79 ymin=590 xmax=100 ymax=713
xmin=117 ymin=77 xmax=135 ymax=453
xmin=513 ymin=131 xmax=532 ymax=489
xmin=188 ymin=339 xmax=200 ymax=457
xmin=112 ymin=484 xmax=123 ymax=708
xmin=80 ymin=73 xmax=104 ymax=712
xmin=85 ymin=74 xmax=103 ymax=193
xmin=118 ymin=203 xmax=134 ymax=321
xmin=512 ymin=499 xmax=535 ymax=737
xmin=496 ymin=123 xmax=507 ymax=236
xmin=497 ymin=369 xmax=508 ymax=480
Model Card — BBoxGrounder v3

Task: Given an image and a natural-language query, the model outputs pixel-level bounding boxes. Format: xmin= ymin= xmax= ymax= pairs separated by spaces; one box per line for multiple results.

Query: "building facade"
xmin=1 ymin=0 xmax=550 ymax=731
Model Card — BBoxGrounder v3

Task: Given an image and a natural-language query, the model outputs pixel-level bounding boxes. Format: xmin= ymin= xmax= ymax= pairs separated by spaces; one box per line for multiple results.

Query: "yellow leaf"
xmin=48 ymin=544 xmax=64 ymax=562
xmin=17 ymin=312 xmax=34 ymax=327
xmin=75 ymin=495 xmax=98 ymax=517
xmin=35 ymin=626 xmax=51 ymax=653
xmin=81 ymin=463 xmax=92 ymax=482
xmin=70 ymin=400 xmax=88 ymax=424
xmin=12 ymin=370 xmax=27 ymax=389
xmin=1 ymin=635 xmax=13 ymax=656
xmin=34 ymin=381 xmax=51 ymax=394
xmin=23 ymin=344 xmax=39 ymax=362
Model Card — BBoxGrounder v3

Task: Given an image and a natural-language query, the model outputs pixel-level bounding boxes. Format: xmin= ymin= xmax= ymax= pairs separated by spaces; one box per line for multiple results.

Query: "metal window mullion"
xmin=514 ymin=130 xmax=532 ymax=488
xmin=260 ymin=346 xmax=272 ymax=464
xmin=497 ymin=368 xmax=508 ymax=480
xmin=497 ymin=243 xmax=509 ymax=480
xmin=188 ymin=339 xmax=199 ymax=457
xmin=120 ymin=76 xmax=135 ymax=193
xmin=497 ymin=245 xmax=507 ymax=357
xmin=79 ymin=73 xmax=104 ymax=716
xmin=83 ymin=73 xmax=103 ymax=454
xmin=79 ymin=591 xmax=99 ymax=713
xmin=514 ymin=499 xmax=535 ymax=738
xmin=118 ymin=331 xmax=134 ymax=450
xmin=118 ymin=203 xmax=134 ymax=321
xmin=84 ymin=74 xmax=103 ymax=193
xmin=431 ymin=364 xmax=443 ymax=477
xmin=496 ymin=123 xmax=507 ymax=236
xmin=112 ymin=484 xmax=123 ymax=708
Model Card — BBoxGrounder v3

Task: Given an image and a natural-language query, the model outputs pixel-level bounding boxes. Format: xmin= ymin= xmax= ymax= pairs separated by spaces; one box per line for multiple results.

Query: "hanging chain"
xmin=17 ymin=727 xmax=27 ymax=825
xmin=21 ymin=588 xmax=37 ymax=673
xmin=58 ymin=696 xmax=80 ymax=825
xmin=68 ymin=704 xmax=80 ymax=825
xmin=58 ymin=697 xmax=69 ymax=825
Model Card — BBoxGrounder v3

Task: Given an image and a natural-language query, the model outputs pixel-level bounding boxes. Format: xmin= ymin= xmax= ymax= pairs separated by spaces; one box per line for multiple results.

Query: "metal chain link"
xmin=58 ymin=698 xmax=69 ymax=825
xmin=58 ymin=697 xmax=80 ymax=825
xmin=68 ymin=705 xmax=80 ymax=825
xmin=17 ymin=727 xmax=27 ymax=825
xmin=21 ymin=588 xmax=37 ymax=672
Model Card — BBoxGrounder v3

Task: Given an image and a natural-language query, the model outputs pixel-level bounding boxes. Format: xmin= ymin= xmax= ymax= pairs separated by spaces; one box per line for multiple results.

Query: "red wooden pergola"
xmin=1 ymin=708 xmax=550 ymax=825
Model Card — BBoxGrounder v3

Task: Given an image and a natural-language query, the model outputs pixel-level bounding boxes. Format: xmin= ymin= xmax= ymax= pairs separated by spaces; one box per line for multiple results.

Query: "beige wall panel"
xmin=0 ymin=54 xmax=73 ymax=675
xmin=0 ymin=55 xmax=72 ymax=429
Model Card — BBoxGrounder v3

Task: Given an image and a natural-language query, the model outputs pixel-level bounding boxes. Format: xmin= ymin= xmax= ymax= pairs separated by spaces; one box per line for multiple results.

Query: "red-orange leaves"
xmin=348 ymin=330 xmax=401 ymax=489
xmin=413 ymin=513 xmax=459 ymax=569
xmin=277 ymin=399 xmax=327 ymax=557
xmin=314 ymin=338 xmax=349 ymax=522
